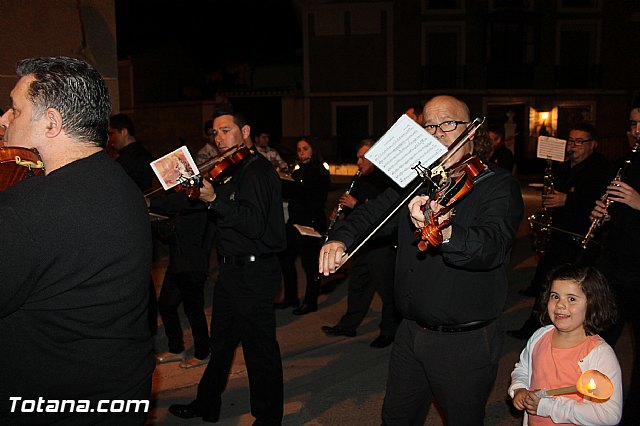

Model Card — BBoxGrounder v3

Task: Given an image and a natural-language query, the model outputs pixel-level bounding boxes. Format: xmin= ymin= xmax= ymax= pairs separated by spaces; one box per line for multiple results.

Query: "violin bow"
xmin=336 ymin=116 xmax=486 ymax=269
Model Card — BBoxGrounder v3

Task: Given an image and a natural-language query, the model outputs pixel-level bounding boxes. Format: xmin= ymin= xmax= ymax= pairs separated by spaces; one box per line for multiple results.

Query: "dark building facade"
xmin=295 ymin=0 xmax=639 ymax=171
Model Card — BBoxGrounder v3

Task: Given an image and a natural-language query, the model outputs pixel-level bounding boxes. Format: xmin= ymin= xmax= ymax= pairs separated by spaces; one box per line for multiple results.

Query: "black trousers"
xmin=337 ymin=245 xmax=399 ymax=336
xmin=279 ymin=224 xmax=323 ymax=306
xmin=157 ymin=269 xmax=210 ymax=359
xmin=382 ymin=318 xmax=503 ymax=426
xmin=195 ymin=256 xmax=283 ymax=424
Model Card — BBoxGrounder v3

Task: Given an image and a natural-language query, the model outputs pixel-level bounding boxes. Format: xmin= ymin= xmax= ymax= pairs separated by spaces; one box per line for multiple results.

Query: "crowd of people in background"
xmin=5 ymin=55 xmax=640 ymax=425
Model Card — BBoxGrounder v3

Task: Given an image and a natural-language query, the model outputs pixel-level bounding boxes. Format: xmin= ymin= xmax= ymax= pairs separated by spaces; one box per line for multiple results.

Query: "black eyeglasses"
xmin=422 ymin=120 xmax=468 ymax=135
xmin=567 ymin=138 xmax=594 ymax=146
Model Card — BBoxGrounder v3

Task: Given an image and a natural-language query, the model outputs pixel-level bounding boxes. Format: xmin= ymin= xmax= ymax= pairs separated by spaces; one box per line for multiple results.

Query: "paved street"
xmin=145 ymin=180 xmax=633 ymax=425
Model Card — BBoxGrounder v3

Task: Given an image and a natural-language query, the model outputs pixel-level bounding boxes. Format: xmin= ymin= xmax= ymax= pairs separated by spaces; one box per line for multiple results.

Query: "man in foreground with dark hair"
xmin=0 ymin=56 xmax=155 ymax=424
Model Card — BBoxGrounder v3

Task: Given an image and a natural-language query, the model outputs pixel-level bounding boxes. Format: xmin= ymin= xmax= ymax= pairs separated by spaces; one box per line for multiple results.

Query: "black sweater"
xmin=331 ymin=164 xmax=523 ymax=325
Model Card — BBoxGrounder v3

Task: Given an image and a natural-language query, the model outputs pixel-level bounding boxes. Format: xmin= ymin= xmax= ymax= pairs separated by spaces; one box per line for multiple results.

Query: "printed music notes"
xmin=364 ymin=114 xmax=447 ymax=188
xmin=537 ymin=136 xmax=567 ymax=163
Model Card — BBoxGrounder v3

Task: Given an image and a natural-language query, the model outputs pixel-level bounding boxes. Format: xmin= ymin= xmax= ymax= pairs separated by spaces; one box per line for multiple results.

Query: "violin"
xmin=415 ymin=154 xmax=487 ymax=251
xmin=178 ymin=145 xmax=253 ymax=199
xmin=331 ymin=116 xmax=486 ymax=270
xmin=0 ymin=146 xmax=45 ymax=191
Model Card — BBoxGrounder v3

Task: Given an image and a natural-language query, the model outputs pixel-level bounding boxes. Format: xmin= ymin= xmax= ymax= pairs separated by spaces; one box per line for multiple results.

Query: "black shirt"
xmin=331 ymin=164 xmax=523 ymax=325
xmin=150 ymin=191 xmax=210 ymax=275
xmin=117 ymin=141 xmax=154 ymax=192
xmin=336 ymin=168 xmax=401 ymax=247
xmin=551 ymin=152 xmax=610 ymax=237
xmin=489 ymin=144 xmax=515 ymax=173
xmin=602 ymin=156 xmax=640 ymax=280
xmin=282 ymin=161 xmax=330 ymax=233
xmin=0 ymin=151 xmax=154 ymax=423
xmin=208 ymin=151 xmax=286 ymax=256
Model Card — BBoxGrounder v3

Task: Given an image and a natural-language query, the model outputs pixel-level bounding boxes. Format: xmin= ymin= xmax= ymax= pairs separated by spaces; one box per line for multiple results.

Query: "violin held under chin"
xmin=146 ymin=144 xmax=254 ymax=200
xmin=413 ymin=154 xmax=487 ymax=251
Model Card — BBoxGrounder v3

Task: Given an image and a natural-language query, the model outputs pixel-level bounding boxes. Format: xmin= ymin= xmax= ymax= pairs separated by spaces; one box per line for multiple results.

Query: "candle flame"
xmin=587 ymin=378 xmax=597 ymax=393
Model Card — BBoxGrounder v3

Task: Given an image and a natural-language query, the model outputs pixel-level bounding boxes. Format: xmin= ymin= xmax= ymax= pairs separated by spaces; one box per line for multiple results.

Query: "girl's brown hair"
xmin=538 ymin=264 xmax=618 ymax=335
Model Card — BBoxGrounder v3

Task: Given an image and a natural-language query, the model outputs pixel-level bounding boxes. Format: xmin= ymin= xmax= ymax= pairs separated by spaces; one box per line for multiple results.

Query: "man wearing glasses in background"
xmin=320 ymin=95 xmax=523 ymax=424
xmin=510 ymin=122 xmax=610 ymax=339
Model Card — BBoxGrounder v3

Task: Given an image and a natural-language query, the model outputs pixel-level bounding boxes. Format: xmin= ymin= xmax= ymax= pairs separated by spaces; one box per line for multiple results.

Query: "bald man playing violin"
xmin=320 ymin=95 xmax=524 ymax=425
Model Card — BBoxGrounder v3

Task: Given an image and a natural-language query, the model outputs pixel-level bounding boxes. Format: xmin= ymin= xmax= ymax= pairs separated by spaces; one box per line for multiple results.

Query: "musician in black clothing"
xmin=108 ymin=113 xmax=158 ymax=336
xmin=592 ymin=102 xmax=640 ymax=424
xmin=321 ymin=139 xmax=401 ymax=348
xmin=320 ymin=96 xmax=523 ymax=424
xmin=169 ymin=106 xmax=286 ymax=425
xmin=510 ymin=122 xmax=609 ymax=339
xmin=149 ymin=192 xmax=211 ymax=368
xmin=108 ymin=113 xmax=154 ymax=192
xmin=276 ymin=137 xmax=330 ymax=315
xmin=487 ymin=124 xmax=515 ymax=173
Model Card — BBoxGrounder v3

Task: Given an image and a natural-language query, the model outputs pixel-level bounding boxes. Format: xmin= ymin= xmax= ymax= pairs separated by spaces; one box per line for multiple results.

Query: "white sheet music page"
xmin=537 ymin=136 xmax=566 ymax=163
xmin=364 ymin=114 xmax=447 ymax=188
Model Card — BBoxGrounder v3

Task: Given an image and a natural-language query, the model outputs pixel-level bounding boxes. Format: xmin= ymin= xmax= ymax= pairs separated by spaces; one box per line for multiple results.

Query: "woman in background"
xmin=277 ymin=137 xmax=330 ymax=315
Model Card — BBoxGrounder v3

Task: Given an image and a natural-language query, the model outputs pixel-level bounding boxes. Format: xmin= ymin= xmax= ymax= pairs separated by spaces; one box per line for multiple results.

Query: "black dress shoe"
xmin=168 ymin=402 xmax=201 ymax=419
xmin=274 ymin=299 xmax=299 ymax=309
xmin=321 ymin=325 xmax=356 ymax=337
xmin=169 ymin=402 xmax=218 ymax=422
xmin=292 ymin=303 xmax=317 ymax=315
xmin=370 ymin=334 xmax=394 ymax=348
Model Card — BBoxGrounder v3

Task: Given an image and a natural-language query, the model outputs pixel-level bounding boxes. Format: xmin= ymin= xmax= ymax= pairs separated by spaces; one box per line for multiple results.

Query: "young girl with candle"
xmin=509 ymin=264 xmax=623 ymax=425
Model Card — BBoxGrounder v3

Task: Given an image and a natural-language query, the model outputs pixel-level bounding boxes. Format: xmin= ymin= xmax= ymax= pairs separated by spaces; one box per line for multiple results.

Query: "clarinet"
xmin=581 ymin=139 xmax=640 ymax=249
xmin=325 ymin=170 xmax=361 ymax=240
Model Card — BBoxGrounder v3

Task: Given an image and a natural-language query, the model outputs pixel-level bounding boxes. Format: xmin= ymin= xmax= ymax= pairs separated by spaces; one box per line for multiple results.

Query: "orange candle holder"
xmin=535 ymin=370 xmax=613 ymax=400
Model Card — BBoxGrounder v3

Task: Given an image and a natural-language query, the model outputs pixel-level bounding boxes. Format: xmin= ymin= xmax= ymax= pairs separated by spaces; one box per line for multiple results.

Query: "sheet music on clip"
xmin=536 ymin=136 xmax=566 ymax=163
xmin=363 ymin=114 xmax=448 ymax=188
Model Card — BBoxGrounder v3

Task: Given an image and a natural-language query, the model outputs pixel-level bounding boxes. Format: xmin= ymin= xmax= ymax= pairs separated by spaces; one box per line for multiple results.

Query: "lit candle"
xmin=537 ymin=370 xmax=613 ymax=400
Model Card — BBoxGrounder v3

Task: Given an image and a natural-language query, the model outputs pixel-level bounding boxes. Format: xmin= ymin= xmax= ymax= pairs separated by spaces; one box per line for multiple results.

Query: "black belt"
xmin=220 ymin=253 xmax=273 ymax=266
xmin=417 ymin=318 xmax=495 ymax=333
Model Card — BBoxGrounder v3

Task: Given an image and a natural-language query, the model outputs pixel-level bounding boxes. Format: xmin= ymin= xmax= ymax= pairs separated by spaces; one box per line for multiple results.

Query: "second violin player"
xmin=169 ymin=106 xmax=286 ymax=424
